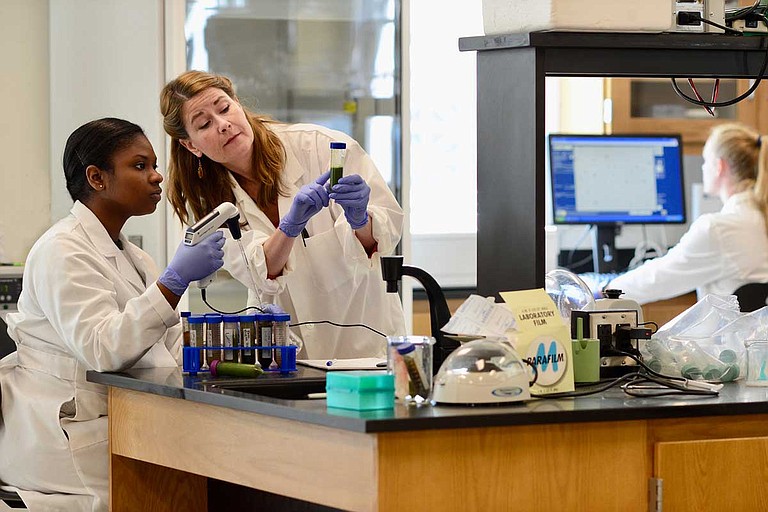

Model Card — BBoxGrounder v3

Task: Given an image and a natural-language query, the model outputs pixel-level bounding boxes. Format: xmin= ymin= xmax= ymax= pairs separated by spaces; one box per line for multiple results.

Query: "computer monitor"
xmin=549 ymin=133 xmax=686 ymax=272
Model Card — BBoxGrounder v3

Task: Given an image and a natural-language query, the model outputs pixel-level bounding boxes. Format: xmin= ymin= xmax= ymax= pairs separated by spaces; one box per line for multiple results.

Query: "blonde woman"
xmin=609 ymin=123 xmax=768 ymax=304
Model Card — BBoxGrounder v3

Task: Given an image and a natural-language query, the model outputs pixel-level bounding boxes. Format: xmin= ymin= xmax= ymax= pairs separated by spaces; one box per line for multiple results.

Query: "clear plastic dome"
xmin=432 ymin=339 xmax=532 ymax=404
xmin=545 ymin=268 xmax=595 ymax=322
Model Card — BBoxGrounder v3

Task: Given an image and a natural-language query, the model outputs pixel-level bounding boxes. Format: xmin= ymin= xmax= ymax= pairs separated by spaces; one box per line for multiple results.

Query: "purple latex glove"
xmin=260 ymin=303 xmax=287 ymax=315
xmin=278 ymin=171 xmax=331 ymax=238
xmin=329 ymin=174 xmax=370 ymax=230
xmin=158 ymin=231 xmax=225 ymax=296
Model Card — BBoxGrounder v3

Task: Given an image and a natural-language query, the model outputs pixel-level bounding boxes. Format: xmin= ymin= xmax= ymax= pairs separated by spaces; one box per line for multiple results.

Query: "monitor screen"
xmin=549 ymin=134 xmax=686 ymax=225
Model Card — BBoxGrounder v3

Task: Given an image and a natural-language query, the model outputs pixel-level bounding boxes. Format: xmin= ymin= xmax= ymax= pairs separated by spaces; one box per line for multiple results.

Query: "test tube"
xmin=222 ymin=315 xmax=240 ymax=362
xmin=329 ymin=141 xmax=346 ymax=188
xmin=256 ymin=313 xmax=274 ymax=369
xmin=397 ymin=343 xmax=430 ymax=400
xmin=188 ymin=315 xmax=206 ymax=368
xmin=204 ymin=314 xmax=223 ymax=368
xmin=180 ymin=311 xmax=191 ymax=347
xmin=239 ymin=314 xmax=257 ymax=364
xmin=273 ymin=313 xmax=290 ymax=366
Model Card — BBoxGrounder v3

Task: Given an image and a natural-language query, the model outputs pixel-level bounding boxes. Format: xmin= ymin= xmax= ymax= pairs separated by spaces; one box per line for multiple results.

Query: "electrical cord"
xmin=637 ymin=321 xmax=659 ymax=334
xmin=290 ymin=320 xmax=387 ymax=338
xmin=201 ymin=289 xmax=387 ymax=337
xmin=671 ymin=35 xmax=768 ymax=109
xmin=201 ymin=289 xmax=264 ymax=315
xmin=697 ymin=16 xmax=743 ymax=35
xmin=726 ymin=0 xmax=763 ymax=22
xmin=531 ymin=348 xmax=721 ymax=399
xmin=566 ymin=225 xmax=593 ymax=269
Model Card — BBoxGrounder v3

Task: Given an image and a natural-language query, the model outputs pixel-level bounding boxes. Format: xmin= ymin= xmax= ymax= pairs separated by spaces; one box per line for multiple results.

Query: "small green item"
xmin=571 ymin=317 xmax=600 ymax=383
xmin=210 ymin=359 xmax=264 ymax=378
xmin=326 ymin=371 xmax=394 ymax=411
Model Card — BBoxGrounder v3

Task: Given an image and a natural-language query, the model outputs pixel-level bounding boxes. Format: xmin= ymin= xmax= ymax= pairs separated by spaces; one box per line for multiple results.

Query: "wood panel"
xmin=412 ymin=298 xmax=465 ymax=337
xmin=609 ymin=78 xmax=767 ymax=156
xmin=109 ymin=387 xmax=378 ymax=512
xmin=655 ymin=437 xmax=768 ymax=512
xmin=642 ymin=292 xmax=697 ymax=327
xmin=377 ymin=420 xmax=650 ymax=512
xmin=110 ymin=454 xmax=206 ymax=512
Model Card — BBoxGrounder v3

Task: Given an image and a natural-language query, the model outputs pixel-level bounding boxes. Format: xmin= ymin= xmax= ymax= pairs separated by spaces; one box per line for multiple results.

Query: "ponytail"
xmin=753 ymin=134 xmax=768 ymax=233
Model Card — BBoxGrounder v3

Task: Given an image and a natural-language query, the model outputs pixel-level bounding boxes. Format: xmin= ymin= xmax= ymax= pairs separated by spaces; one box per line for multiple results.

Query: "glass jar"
xmin=222 ymin=315 xmax=240 ymax=362
xmin=239 ymin=314 xmax=257 ymax=365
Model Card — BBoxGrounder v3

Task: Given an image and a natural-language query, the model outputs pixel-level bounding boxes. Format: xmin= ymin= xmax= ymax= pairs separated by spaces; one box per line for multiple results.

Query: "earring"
xmin=197 ymin=158 xmax=204 ymax=179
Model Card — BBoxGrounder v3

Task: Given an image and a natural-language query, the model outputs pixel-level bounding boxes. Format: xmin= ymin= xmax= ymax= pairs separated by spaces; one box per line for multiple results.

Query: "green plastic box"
xmin=326 ymin=371 xmax=395 ymax=411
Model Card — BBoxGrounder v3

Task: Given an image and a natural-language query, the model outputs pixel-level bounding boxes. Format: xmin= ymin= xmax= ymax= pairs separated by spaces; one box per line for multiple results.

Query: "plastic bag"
xmin=642 ymin=294 xmax=744 ymax=382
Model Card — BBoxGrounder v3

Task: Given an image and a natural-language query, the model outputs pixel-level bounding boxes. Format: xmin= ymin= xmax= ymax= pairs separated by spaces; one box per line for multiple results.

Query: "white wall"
xmin=0 ymin=0 xmax=51 ymax=263
xmin=49 ymin=0 xmax=168 ymax=265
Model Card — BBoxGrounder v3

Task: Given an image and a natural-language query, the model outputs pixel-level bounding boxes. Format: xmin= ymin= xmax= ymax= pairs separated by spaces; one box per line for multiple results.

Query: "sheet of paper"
xmin=441 ymin=294 xmax=517 ymax=337
xmin=297 ymin=358 xmax=387 ymax=371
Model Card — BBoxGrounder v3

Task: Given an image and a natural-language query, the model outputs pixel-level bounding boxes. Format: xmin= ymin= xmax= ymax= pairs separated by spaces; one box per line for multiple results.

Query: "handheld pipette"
xmin=184 ymin=202 xmax=242 ymax=289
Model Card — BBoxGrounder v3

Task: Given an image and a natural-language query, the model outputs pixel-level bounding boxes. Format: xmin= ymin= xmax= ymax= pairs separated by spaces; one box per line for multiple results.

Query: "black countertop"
xmin=87 ymin=367 xmax=768 ymax=434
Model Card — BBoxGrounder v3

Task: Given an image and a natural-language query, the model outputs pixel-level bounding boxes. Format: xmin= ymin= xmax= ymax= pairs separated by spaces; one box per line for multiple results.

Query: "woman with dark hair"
xmin=0 ymin=118 xmax=225 ymax=511
xmin=160 ymin=70 xmax=406 ymax=359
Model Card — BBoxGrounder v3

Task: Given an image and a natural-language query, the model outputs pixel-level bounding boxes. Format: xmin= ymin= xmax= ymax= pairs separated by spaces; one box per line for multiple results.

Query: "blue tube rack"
xmin=182 ymin=345 xmax=297 ymax=375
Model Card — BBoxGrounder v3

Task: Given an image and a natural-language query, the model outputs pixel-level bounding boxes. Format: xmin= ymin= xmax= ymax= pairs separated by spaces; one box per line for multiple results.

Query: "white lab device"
xmin=183 ymin=202 xmax=241 ymax=288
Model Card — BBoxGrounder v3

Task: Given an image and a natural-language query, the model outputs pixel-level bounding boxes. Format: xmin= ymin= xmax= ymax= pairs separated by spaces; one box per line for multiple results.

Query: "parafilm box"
xmin=501 ymin=288 xmax=575 ymax=395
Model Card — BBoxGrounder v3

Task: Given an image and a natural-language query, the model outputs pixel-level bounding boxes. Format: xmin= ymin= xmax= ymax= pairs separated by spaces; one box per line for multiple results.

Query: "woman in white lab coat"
xmin=160 ymin=71 xmax=406 ymax=359
xmin=0 ymin=118 xmax=225 ymax=511
xmin=608 ymin=123 xmax=768 ymax=304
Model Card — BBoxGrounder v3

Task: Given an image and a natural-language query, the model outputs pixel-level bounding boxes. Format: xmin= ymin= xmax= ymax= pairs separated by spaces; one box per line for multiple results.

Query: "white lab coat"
xmin=609 ymin=191 xmax=768 ymax=304
xmin=223 ymin=123 xmax=406 ymax=359
xmin=0 ymin=201 xmax=181 ymax=512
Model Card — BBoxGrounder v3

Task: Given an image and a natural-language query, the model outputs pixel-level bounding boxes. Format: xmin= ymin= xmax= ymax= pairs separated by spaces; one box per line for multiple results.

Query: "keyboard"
xmin=578 ymin=272 xmax=621 ymax=298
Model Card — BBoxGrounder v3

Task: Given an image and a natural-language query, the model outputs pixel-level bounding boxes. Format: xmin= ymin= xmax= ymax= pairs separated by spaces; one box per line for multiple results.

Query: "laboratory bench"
xmin=89 ymin=366 xmax=768 ymax=512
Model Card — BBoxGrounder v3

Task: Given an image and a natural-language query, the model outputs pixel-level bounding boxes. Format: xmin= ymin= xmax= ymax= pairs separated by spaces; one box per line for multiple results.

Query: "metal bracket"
xmin=649 ymin=477 xmax=663 ymax=512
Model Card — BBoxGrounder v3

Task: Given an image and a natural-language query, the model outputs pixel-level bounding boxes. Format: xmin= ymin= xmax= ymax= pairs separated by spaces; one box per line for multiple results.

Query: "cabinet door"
xmin=608 ymin=78 xmax=764 ymax=155
xmin=655 ymin=437 xmax=768 ymax=511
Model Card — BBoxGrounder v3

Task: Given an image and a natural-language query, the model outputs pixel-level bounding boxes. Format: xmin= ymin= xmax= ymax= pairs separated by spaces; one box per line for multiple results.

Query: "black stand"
xmin=591 ymin=224 xmax=621 ymax=273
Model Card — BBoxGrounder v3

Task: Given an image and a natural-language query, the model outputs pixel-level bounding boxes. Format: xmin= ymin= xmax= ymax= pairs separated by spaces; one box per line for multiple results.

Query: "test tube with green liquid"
xmin=329 ymin=141 xmax=346 ymax=188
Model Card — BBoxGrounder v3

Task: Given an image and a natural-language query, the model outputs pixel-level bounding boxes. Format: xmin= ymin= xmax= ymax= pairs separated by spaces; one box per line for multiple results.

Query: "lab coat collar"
xmin=722 ymin=190 xmax=753 ymax=213
xmin=229 ymin=173 xmax=277 ymax=233
xmin=228 ymin=140 xmax=305 ymax=233
xmin=70 ymin=201 xmax=147 ymax=291
xmin=70 ymin=201 xmax=121 ymax=257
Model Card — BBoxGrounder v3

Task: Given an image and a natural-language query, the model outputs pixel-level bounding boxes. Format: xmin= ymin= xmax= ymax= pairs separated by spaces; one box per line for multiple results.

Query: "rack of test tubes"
xmin=181 ymin=312 xmax=296 ymax=375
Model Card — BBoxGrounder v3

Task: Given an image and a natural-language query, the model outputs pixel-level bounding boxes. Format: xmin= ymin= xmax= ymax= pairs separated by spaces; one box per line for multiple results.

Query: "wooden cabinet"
xmin=655 ymin=436 xmax=768 ymax=511
xmin=607 ymin=77 xmax=767 ymax=155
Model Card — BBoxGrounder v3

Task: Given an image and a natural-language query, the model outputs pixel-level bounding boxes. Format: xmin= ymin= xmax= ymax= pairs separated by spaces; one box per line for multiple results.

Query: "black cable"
xmin=200 ymin=289 xmax=264 ymax=315
xmin=698 ymin=16 xmax=744 ymax=35
xmin=199 ymin=290 xmax=386 ymax=337
xmin=290 ymin=320 xmax=387 ymax=338
xmin=726 ymin=0 xmax=762 ymax=22
xmin=670 ymin=36 xmax=768 ymax=108
xmin=531 ymin=372 xmax=641 ymax=398
xmin=637 ymin=321 xmax=659 ymax=334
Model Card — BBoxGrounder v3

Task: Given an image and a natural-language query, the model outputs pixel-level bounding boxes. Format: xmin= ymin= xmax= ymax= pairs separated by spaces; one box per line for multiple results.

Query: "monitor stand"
xmin=591 ymin=224 xmax=621 ymax=273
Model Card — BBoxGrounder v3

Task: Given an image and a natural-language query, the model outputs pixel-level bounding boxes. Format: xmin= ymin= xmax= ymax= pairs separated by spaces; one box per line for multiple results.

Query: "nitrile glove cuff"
xmin=157 ymin=266 xmax=189 ymax=296
xmin=346 ymin=211 xmax=369 ymax=230
xmin=278 ymin=219 xmax=305 ymax=238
